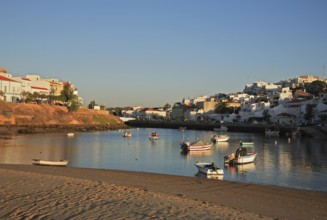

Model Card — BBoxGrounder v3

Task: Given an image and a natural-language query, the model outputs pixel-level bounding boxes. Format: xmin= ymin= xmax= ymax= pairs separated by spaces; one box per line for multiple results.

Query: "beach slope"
xmin=0 ymin=164 xmax=326 ymax=219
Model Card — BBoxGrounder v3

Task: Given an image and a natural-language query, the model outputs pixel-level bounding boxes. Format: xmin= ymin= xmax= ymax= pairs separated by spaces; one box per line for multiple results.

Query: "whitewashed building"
xmin=0 ymin=68 xmax=22 ymax=102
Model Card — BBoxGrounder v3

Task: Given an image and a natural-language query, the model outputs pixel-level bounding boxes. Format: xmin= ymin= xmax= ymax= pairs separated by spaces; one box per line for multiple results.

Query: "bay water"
xmin=0 ymin=128 xmax=326 ymax=192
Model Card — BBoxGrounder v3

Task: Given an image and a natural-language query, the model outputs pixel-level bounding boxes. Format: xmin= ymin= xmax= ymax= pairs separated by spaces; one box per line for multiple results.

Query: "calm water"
xmin=0 ymin=128 xmax=326 ymax=192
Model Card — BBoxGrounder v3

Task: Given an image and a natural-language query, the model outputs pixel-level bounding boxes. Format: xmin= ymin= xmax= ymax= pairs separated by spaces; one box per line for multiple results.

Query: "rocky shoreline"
xmin=0 ymin=123 xmax=129 ymax=138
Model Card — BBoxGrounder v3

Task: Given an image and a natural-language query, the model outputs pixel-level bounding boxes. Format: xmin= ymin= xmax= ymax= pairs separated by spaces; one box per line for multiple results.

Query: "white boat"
xmin=213 ymin=126 xmax=228 ymax=131
xmin=265 ymin=127 xmax=280 ymax=136
xmin=240 ymin=141 xmax=254 ymax=146
xmin=67 ymin=133 xmax=74 ymax=137
xmin=211 ymin=134 xmax=230 ymax=143
xmin=180 ymin=139 xmax=211 ymax=151
xmin=179 ymin=127 xmax=186 ymax=131
xmin=195 ymin=172 xmax=224 ymax=180
xmin=122 ymin=130 xmax=132 ymax=137
xmin=224 ymin=145 xmax=257 ymax=164
xmin=194 ymin=161 xmax=224 ymax=175
xmin=149 ymin=131 xmax=159 ymax=140
xmin=32 ymin=159 xmax=68 ymax=167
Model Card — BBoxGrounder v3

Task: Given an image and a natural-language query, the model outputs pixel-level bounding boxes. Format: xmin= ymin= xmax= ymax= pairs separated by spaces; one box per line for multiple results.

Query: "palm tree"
xmin=0 ymin=90 xmax=4 ymax=101
xmin=21 ymin=91 xmax=28 ymax=102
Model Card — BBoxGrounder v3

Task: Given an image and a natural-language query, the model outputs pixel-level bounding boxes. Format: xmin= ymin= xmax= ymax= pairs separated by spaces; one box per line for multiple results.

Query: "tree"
xmin=61 ymin=82 xmax=75 ymax=102
xmin=215 ymin=102 xmax=229 ymax=114
xmin=21 ymin=91 xmax=28 ymax=102
xmin=88 ymin=100 xmax=96 ymax=109
xmin=263 ymin=109 xmax=271 ymax=123
xmin=0 ymin=90 xmax=4 ymax=100
xmin=68 ymin=98 xmax=80 ymax=112
xmin=307 ymin=80 xmax=327 ymax=96
xmin=304 ymin=104 xmax=314 ymax=123
xmin=61 ymin=82 xmax=80 ymax=112
xmin=163 ymin=103 xmax=172 ymax=111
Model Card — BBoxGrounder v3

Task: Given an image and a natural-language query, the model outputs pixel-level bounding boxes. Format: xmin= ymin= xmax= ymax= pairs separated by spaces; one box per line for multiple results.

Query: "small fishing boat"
xmin=224 ymin=145 xmax=257 ymax=165
xmin=211 ymin=134 xmax=230 ymax=143
xmin=194 ymin=161 xmax=224 ymax=175
xmin=180 ymin=139 xmax=211 ymax=152
xmin=149 ymin=131 xmax=159 ymax=140
xmin=195 ymin=172 xmax=224 ymax=180
xmin=32 ymin=159 xmax=68 ymax=167
xmin=265 ymin=127 xmax=280 ymax=136
xmin=122 ymin=130 xmax=132 ymax=137
xmin=240 ymin=141 xmax=254 ymax=146
xmin=179 ymin=127 xmax=186 ymax=131
xmin=67 ymin=133 xmax=74 ymax=137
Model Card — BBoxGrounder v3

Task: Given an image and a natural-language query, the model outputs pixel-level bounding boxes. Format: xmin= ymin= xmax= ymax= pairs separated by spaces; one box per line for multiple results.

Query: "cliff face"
xmin=0 ymin=101 xmax=123 ymax=127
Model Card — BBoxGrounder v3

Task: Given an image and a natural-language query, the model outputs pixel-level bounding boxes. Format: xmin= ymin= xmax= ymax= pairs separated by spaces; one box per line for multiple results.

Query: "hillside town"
xmin=1 ymin=66 xmax=327 ymax=127
xmin=121 ymin=75 xmax=327 ymax=127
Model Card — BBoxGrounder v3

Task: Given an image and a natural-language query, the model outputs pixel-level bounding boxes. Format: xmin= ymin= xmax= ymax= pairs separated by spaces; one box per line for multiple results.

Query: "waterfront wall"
xmin=125 ymin=120 xmax=295 ymax=136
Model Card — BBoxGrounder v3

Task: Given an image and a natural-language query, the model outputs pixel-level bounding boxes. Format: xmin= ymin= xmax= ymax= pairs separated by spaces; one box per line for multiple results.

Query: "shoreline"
xmin=0 ymin=124 xmax=128 ymax=138
xmin=1 ymin=164 xmax=326 ymax=219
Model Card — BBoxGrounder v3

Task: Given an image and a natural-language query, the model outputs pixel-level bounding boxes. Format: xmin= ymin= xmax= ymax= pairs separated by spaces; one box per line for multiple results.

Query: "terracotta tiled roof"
xmin=31 ymin=86 xmax=48 ymax=91
xmin=0 ymin=75 xmax=17 ymax=82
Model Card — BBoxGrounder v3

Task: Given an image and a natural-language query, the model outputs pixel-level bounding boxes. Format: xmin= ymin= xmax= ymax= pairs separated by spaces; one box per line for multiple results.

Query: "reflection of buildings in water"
xmin=195 ymin=171 xmax=224 ymax=180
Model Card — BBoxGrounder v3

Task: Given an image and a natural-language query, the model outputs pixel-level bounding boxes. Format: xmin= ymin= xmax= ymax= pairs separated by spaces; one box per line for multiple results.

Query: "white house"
xmin=0 ymin=68 xmax=22 ymax=102
xmin=136 ymin=108 xmax=167 ymax=120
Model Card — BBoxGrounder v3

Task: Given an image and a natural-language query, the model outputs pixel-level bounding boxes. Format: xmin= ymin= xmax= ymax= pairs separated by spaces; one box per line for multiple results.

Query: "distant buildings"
xmin=121 ymin=75 xmax=327 ymax=126
xmin=0 ymin=67 xmax=82 ymax=105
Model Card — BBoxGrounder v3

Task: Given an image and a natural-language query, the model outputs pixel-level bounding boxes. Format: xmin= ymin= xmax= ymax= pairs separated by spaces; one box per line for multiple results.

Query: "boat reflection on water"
xmin=195 ymin=171 xmax=224 ymax=180
xmin=225 ymin=163 xmax=256 ymax=177
xmin=180 ymin=150 xmax=213 ymax=158
xmin=213 ymin=142 xmax=230 ymax=149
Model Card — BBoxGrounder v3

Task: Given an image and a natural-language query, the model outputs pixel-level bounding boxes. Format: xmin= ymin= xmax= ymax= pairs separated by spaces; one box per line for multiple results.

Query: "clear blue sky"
xmin=1 ymin=0 xmax=326 ymax=107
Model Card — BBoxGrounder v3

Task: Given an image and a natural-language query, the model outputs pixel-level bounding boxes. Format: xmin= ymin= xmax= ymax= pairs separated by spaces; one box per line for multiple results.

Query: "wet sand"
xmin=0 ymin=164 xmax=326 ymax=219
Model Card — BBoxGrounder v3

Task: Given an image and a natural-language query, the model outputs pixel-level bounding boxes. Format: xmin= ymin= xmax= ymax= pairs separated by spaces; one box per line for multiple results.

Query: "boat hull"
xmin=212 ymin=135 xmax=229 ymax=143
xmin=122 ymin=131 xmax=132 ymax=137
xmin=195 ymin=162 xmax=224 ymax=175
xmin=224 ymin=153 xmax=257 ymax=165
xmin=32 ymin=159 xmax=68 ymax=167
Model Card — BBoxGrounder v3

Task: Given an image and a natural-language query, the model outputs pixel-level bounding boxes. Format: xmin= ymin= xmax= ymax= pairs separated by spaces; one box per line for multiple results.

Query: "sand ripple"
xmin=0 ymin=169 xmax=271 ymax=220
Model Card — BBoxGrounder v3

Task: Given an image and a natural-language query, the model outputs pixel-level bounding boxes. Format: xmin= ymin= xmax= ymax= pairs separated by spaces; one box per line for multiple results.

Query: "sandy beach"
xmin=0 ymin=164 xmax=326 ymax=219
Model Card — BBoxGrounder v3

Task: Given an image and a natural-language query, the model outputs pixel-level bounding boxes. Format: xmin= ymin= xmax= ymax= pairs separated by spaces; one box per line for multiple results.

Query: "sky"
xmin=1 ymin=0 xmax=327 ymax=107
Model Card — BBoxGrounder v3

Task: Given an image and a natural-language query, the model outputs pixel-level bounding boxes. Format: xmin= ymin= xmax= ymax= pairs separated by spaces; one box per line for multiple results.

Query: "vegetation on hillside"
xmin=0 ymin=101 xmax=123 ymax=127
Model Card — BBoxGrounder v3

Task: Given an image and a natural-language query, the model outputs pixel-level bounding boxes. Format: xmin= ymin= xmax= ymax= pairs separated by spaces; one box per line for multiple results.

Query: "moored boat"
xmin=240 ymin=141 xmax=254 ymax=146
xmin=32 ymin=159 xmax=68 ymax=167
xmin=67 ymin=133 xmax=74 ymax=137
xmin=265 ymin=127 xmax=280 ymax=136
xmin=149 ymin=131 xmax=159 ymax=140
xmin=180 ymin=139 xmax=211 ymax=151
xmin=122 ymin=130 xmax=132 ymax=137
xmin=194 ymin=161 xmax=224 ymax=175
xmin=224 ymin=145 xmax=257 ymax=165
xmin=211 ymin=134 xmax=230 ymax=143
xmin=179 ymin=127 xmax=186 ymax=131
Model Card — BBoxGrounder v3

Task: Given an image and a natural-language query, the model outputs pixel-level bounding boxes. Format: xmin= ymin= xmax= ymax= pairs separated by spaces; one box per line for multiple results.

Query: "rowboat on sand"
xmin=32 ymin=159 xmax=68 ymax=167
